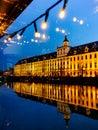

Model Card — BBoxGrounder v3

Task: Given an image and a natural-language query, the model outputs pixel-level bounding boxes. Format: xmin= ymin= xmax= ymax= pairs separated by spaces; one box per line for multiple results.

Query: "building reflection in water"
xmin=9 ymin=82 xmax=98 ymax=128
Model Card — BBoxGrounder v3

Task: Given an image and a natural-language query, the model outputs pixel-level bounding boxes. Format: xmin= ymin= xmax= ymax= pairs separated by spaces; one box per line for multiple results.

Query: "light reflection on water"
xmin=0 ymin=82 xmax=98 ymax=130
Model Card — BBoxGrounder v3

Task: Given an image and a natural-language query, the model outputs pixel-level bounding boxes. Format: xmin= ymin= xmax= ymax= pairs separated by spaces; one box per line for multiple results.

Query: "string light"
xmin=41 ymin=11 xmax=49 ymax=30
xmin=17 ymin=28 xmax=26 ymax=40
xmin=4 ymin=39 xmax=8 ymax=43
xmin=17 ymin=34 xmax=22 ymax=40
xmin=42 ymin=34 xmax=46 ymax=39
xmin=1 ymin=0 xmax=68 ymax=43
xmin=56 ymin=27 xmax=60 ymax=32
xmin=59 ymin=0 xmax=68 ymax=19
xmin=34 ymin=22 xmax=41 ymax=37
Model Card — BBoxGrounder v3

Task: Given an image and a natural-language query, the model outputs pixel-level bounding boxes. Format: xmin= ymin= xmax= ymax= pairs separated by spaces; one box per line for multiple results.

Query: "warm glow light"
xmin=35 ymin=32 xmax=41 ymax=38
xmin=31 ymin=39 xmax=34 ymax=42
xmin=8 ymin=37 xmax=12 ymax=41
xmin=79 ymin=20 xmax=84 ymax=25
xmin=61 ymin=30 xmax=65 ymax=34
xmin=41 ymin=21 xmax=48 ymax=30
xmin=56 ymin=28 xmax=59 ymax=32
xmin=35 ymin=40 xmax=38 ymax=43
xmin=73 ymin=17 xmax=77 ymax=22
xmin=4 ymin=39 xmax=7 ymax=43
xmin=42 ymin=34 xmax=46 ymax=39
xmin=59 ymin=8 xmax=66 ymax=19
xmin=17 ymin=34 xmax=22 ymax=40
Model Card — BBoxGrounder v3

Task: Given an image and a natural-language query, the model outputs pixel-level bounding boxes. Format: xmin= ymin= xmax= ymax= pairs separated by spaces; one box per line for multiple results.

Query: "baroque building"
xmin=14 ymin=36 xmax=98 ymax=77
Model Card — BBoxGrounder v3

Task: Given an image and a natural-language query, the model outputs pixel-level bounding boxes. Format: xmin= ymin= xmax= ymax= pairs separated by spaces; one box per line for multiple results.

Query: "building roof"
xmin=16 ymin=52 xmax=57 ymax=65
xmin=15 ymin=40 xmax=98 ymax=65
xmin=68 ymin=41 xmax=98 ymax=56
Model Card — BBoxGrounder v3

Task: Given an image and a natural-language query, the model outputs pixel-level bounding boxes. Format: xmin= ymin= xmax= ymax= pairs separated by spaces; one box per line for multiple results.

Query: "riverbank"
xmin=5 ymin=76 xmax=98 ymax=86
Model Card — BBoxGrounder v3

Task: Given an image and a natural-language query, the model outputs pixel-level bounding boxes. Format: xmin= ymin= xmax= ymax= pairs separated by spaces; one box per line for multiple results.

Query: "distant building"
xmin=14 ymin=35 xmax=98 ymax=77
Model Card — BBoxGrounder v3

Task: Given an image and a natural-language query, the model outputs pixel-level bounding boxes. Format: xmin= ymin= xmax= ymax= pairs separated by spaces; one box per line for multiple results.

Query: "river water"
xmin=0 ymin=82 xmax=98 ymax=130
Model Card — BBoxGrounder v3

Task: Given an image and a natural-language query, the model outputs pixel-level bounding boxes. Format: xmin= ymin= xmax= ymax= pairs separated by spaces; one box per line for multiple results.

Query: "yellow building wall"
xmin=14 ymin=51 xmax=98 ymax=77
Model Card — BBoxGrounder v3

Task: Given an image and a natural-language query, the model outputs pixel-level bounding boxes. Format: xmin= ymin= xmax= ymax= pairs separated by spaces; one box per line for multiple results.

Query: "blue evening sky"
xmin=1 ymin=0 xmax=98 ymax=59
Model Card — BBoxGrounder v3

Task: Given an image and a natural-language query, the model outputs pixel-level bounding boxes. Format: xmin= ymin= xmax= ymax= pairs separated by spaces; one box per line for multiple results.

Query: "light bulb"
xmin=56 ymin=28 xmax=59 ymax=32
xmin=41 ymin=21 xmax=47 ymax=30
xmin=42 ymin=34 xmax=46 ymax=39
xmin=35 ymin=32 xmax=40 ymax=38
xmin=4 ymin=39 xmax=8 ymax=43
xmin=79 ymin=20 xmax=84 ymax=25
xmin=73 ymin=17 xmax=77 ymax=22
xmin=59 ymin=8 xmax=66 ymax=19
xmin=8 ymin=37 xmax=12 ymax=41
xmin=17 ymin=34 xmax=22 ymax=40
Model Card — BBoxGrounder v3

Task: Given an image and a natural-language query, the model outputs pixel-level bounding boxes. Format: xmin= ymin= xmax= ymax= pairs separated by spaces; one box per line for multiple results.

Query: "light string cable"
xmin=1 ymin=0 xmax=68 ymax=42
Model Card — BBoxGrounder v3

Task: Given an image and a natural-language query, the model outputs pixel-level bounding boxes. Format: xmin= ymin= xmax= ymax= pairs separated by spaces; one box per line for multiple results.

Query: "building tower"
xmin=63 ymin=35 xmax=69 ymax=46
xmin=57 ymin=35 xmax=70 ymax=58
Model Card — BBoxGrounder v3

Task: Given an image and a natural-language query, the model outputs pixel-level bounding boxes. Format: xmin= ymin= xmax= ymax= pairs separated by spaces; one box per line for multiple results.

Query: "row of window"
xmin=69 ymin=53 xmax=97 ymax=61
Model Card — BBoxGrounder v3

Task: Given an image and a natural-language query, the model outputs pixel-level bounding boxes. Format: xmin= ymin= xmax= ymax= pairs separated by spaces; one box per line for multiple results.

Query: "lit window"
xmin=77 ymin=56 xmax=79 ymax=60
xmin=95 ymin=53 xmax=97 ymax=58
xmin=85 ymin=64 xmax=87 ymax=68
xmin=90 ymin=54 xmax=92 ymax=59
xmin=78 ymin=64 xmax=79 ymax=69
xmin=90 ymin=71 xmax=92 ymax=76
xmin=85 ymin=55 xmax=87 ymax=59
xmin=81 ymin=56 xmax=83 ymax=60
xmin=90 ymin=63 xmax=92 ymax=68
xmin=95 ymin=63 xmax=97 ymax=68
xmin=74 ymin=64 xmax=75 ymax=69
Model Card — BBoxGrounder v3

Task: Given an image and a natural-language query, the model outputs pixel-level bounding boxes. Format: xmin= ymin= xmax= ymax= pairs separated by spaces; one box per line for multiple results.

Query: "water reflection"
xmin=8 ymin=82 xmax=98 ymax=128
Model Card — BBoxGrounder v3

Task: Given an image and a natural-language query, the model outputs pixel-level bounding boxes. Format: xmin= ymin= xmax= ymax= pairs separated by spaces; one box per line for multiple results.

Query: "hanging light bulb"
xmin=7 ymin=32 xmax=17 ymax=41
xmin=41 ymin=11 xmax=49 ymax=30
xmin=59 ymin=0 xmax=68 ymax=19
xmin=41 ymin=21 xmax=47 ymax=30
xmin=17 ymin=34 xmax=22 ymax=40
xmin=35 ymin=32 xmax=41 ymax=37
xmin=34 ymin=22 xmax=40 ymax=37
xmin=59 ymin=8 xmax=66 ymax=19
xmin=4 ymin=39 xmax=8 ymax=43
xmin=17 ymin=28 xmax=26 ymax=40
xmin=8 ymin=37 xmax=12 ymax=41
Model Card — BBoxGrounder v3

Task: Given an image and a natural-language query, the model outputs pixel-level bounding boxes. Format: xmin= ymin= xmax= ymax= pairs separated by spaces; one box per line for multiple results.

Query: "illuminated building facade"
xmin=14 ymin=36 xmax=98 ymax=77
